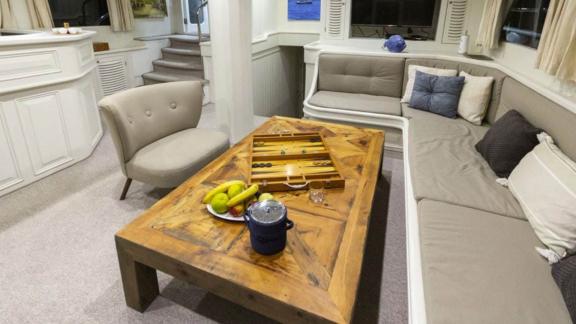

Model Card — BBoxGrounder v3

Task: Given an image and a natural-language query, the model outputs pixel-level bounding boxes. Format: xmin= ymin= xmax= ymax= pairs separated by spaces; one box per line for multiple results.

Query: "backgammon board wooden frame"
xmin=248 ymin=132 xmax=345 ymax=192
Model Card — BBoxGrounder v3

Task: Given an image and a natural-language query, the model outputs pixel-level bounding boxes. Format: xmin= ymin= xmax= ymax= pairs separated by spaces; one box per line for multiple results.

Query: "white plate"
xmin=206 ymin=204 xmax=245 ymax=222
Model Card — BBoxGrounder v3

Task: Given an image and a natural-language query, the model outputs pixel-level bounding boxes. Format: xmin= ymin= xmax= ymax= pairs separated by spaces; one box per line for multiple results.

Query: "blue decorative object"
xmin=288 ymin=0 xmax=320 ymax=21
xmin=384 ymin=35 xmax=407 ymax=53
xmin=409 ymin=71 xmax=465 ymax=118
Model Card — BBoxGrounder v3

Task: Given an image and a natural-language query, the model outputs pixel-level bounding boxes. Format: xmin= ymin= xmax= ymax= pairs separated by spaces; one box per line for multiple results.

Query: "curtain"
xmin=26 ymin=0 xmax=53 ymax=29
xmin=535 ymin=0 xmax=576 ymax=82
xmin=476 ymin=0 xmax=512 ymax=49
xmin=107 ymin=0 xmax=135 ymax=32
xmin=0 ymin=0 xmax=17 ymax=29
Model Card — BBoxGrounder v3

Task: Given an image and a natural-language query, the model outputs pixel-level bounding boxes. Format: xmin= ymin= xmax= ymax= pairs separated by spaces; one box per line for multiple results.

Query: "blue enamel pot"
xmin=244 ymin=200 xmax=294 ymax=255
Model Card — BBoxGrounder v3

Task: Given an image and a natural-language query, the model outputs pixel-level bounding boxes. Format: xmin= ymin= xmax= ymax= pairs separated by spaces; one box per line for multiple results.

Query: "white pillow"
xmin=401 ymin=65 xmax=457 ymax=103
xmin=457 ymin=72 xmax=494 ymax=125
xmin=507 ymin=133 xmax=576 ymax=263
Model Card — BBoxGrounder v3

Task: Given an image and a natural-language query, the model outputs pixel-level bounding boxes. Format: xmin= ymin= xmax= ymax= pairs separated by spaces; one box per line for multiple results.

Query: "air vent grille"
xmin=325 ymin=0 xmax=346 ymax=39
xmin=443 ymin=0 xmax=468 ymax=44
xmin=97 ymin=57 xmax=130 ymax=97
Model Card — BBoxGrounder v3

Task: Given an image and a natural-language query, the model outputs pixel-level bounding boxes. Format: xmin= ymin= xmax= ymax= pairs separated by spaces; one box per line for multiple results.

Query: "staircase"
xmin=142 ymin=35 xmax=205 ymax=85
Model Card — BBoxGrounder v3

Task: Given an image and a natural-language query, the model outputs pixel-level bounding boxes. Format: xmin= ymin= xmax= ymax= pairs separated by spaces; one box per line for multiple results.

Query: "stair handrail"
xmin=195 ymin=0 xmax=209 ymax=42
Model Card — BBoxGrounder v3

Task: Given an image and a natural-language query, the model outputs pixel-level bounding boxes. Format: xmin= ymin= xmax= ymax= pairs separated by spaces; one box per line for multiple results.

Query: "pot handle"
xmin=283 ymin=182 xmax=309 ymax=190
xmin=286 ymin=219 xmax=294 ymax=230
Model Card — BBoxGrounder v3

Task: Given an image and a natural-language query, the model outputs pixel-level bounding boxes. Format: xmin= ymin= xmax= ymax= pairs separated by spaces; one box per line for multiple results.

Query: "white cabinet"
xmin=0 ymin=109 xmax=23 ymax=192
xmin=0 ymin=32 xmax=103 ymax=197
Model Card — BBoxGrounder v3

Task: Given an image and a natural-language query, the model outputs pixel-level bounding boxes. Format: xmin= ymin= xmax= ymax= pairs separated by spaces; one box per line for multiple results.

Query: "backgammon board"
xmin=248 ymin=132 xmax=345 ymax=192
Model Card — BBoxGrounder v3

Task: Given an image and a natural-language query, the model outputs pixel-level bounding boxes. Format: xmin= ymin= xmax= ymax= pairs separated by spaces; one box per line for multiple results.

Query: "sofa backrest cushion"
xmin=496 ymin=77 xmax=576 ymax=161
xmin=404 ymin=59 xmax=507 ymax=124
xmin=318 ymin=54 xmax=405 ymax=97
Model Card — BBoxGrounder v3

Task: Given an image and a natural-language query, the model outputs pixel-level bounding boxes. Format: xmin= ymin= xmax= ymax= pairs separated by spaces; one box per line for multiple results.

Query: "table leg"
xmin=116 ymin=240 xmax=159 ymax=312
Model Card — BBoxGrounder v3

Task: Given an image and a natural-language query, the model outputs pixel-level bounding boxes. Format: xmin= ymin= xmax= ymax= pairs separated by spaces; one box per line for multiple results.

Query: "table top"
xmin=116 ymin=117 xmax=385 ymax=323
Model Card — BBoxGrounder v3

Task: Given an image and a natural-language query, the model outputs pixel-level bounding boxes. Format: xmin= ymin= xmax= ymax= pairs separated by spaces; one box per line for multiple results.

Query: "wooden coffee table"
xmin=115 ymin=117 xmax=384 ymax=323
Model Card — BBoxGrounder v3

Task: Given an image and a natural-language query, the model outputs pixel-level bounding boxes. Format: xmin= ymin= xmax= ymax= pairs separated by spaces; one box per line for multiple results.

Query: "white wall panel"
xmin=0 ymin=50 xmax=61 ymax=82
xmin=0 ymin=106 xmax=23 ymax=191
xmin=252 ymin=47 xmax=302 ymax=118
xmin=16 ymin=93 xmax=73 ymax=176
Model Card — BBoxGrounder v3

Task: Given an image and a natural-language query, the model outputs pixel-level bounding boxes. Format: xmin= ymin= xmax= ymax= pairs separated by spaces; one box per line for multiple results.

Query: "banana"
xmin=202 ymin=180 xmax=246 ymax=204
xmin=226 ymin=184 xmax=259 ymax=207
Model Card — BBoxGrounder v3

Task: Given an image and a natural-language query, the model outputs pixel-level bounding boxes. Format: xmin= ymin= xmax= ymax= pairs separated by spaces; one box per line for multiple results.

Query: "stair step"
xmin=142 ymin=71 xmax=206 ymax=85
xmin=170 ymin=35 xmax=201 ymax=43
xmin=162 ymin=47 xmax=201 ymax=56
xmin=153 ymin=59 xmax=203 ymax=71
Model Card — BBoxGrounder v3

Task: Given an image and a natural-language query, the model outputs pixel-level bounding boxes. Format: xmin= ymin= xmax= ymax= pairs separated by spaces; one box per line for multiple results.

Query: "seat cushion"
xmin=419 ymin=200 xmax=572 ymax=324
xmin=126 ymin=128 xmax=229 ymax=188
xmin=309 ymin=91 xmax=401 ymax=115
xmin=404 ymin=104 xmax=525 ymax=218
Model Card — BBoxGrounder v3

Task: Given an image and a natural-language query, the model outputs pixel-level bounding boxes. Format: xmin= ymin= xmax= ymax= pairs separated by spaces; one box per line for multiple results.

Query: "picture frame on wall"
xmin=131 ymin=0 xmax=168 ymax=18
xmin=288 ymin=0 xmax=321 ymax=21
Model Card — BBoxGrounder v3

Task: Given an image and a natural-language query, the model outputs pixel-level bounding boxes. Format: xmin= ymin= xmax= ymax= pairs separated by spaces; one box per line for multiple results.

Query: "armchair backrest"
xmin=99 ymin=81 xmax=203 ymax=165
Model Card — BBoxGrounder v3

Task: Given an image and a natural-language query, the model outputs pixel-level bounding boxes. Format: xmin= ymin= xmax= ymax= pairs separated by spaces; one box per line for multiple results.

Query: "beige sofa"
xmin=304 ymin=53 xmax=576 ymax=323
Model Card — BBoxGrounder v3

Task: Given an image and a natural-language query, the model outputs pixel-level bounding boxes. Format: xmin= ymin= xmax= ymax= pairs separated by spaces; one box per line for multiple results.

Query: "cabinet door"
xmin=16 ymin=92 xmax=73 ymax=176
xmin=97 ymin=55 xmax=131 ymax=97
xmin=0 ymin=107 xmax=23 ymax=191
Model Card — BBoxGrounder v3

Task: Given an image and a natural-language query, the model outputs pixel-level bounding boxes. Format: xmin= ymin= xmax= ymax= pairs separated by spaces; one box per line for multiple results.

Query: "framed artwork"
xmin=288 ymin=0 xmax=321 ymax=21
xmin=131 ymin=0 xmax=168 ymax=18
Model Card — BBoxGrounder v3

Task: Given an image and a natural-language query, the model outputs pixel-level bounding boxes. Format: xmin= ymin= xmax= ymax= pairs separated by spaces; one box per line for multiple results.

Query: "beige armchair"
xmin=98 ymin=81 xmax=229 ymax=200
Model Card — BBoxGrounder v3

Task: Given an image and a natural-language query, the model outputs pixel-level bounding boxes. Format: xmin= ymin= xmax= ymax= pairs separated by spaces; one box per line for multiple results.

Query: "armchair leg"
xmin=120 ymin=178 xmax=133 ymax=200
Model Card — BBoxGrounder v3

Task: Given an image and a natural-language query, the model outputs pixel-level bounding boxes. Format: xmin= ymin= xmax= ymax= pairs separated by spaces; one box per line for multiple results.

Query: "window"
xmin=188 ymin=0 xmax=204 ymax=24
xmin=501 ymin=0 xmax=550 ymax=49
xmin=48 ymin=0 xmax=110 ymax=27
xmin=350 ymin=0 xmax=441 ymax=39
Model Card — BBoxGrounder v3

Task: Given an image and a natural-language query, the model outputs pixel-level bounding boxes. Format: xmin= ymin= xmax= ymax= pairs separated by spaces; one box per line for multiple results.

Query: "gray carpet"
xmin=0 ymin=116 xmax=407 ymax=323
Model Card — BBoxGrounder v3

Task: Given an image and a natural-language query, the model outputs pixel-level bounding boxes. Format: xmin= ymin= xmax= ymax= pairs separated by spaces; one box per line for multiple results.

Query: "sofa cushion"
xmin=457 ymin=71 xmax=494 ymax=125
xmin=409 ymin=71 xmax=465 ymax=118
xmin=318 ymin=54 xmax=405 ymax=97
xmin=495 ymin=77 xmax=576 ymax=162
xmin=126 ymin=128 xmax=229 ymax=188
xmin=404 ymin=104 xmax=525 ymax=218
xmin=476 ymin=110 xmax=541 ymax=178
xmin=509 ymin=133 xmax=576 ymax=261
xmin=552 ymin=255 xmax=576 ymax=323
xmin=401 ymin=65 xmax=458 ymax=103
xmin=419 ymin=200 xmax=572 ymax=324
xmin=403 ymin=58 xmax=507 ymax=123
xmin=309 ymin=91 xmax=401 ymax=115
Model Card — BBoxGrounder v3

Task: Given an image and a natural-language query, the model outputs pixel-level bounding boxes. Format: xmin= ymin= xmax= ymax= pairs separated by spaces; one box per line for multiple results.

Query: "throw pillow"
xmin=475 ymin=110 xmax=541 ymax=177
xmin=552 ymin=254 xmax=576 ymax=323
xmin=508 ymin=132 xmax=576 ymax=263
xmin=409 ymin=71 xmax=465 ymax=118
xmin=401 ymin=65 xmax=458 ymax=103
xmin=458 ymin=71 xmax=494 ymax=125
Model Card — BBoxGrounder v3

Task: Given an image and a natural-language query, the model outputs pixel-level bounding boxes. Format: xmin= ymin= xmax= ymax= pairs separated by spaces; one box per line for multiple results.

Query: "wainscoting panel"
xmin=0 ymin=50 xmax=61 ymax=82
xmin=77 ymin=41 xmax=95 ymax=67
xmin=16 ymin=92 xmax=73 ymax=176
xmin=0 ymin=105 xmax=23 ymax=191
xmin=251 ymin=47 xmax=303 ymax=118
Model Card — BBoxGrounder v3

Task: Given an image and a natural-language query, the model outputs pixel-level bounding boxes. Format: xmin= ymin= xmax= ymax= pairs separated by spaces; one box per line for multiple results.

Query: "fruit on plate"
xmin=245 ymin=196 xmax=258 ymax=209
xmin=258 ymin=193 xmax=274 ymax=202
xmin=227 ymin=183 xmax=245 ymax=199
xmin=226 ymin=184 xmax=259 ymax=207
xmin=202 ymin=180 xmax=245 ymax=204
xmin=229 ymin=204 xmax=245 ymax=217
xmin=210 ymin=193 xmax=230 ymax=214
